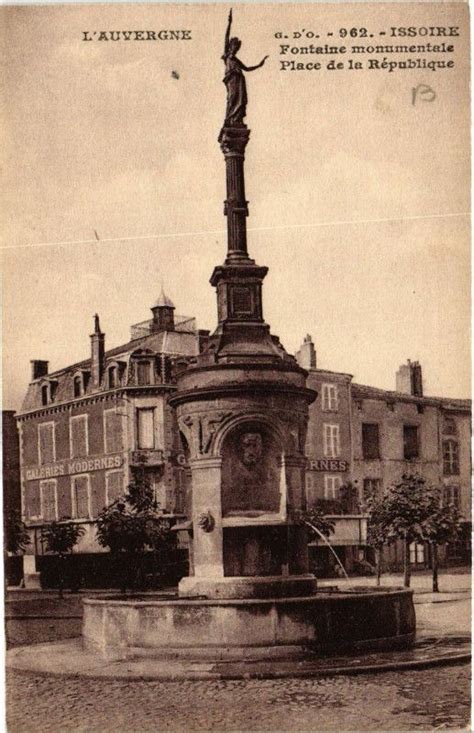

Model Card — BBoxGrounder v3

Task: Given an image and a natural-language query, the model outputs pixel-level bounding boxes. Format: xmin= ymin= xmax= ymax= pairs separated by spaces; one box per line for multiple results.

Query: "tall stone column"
xmin=219 ymin=127 xmax=251 ymax=262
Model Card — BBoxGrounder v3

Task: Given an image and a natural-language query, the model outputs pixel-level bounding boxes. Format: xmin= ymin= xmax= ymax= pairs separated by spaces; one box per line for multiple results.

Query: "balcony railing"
xmin=130 ymin=449 xmax=165 ymax=467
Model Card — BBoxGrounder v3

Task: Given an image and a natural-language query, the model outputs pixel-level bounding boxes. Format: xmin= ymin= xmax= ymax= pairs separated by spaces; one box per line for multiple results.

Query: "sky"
xmin=2 ymin=2 xmax=470 ymax=410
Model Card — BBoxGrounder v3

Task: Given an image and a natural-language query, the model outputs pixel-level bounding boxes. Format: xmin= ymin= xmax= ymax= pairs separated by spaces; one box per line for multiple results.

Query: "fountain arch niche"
xmin=174 ymin=376 xmax=318 ymax=601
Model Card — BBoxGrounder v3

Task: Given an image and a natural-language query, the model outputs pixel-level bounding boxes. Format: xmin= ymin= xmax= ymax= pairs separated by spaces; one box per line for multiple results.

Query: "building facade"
xmin=296 ymin=338 xmax=471 ymax=574
xmin=16 ymin=313 xmax=471 ymax=586
xmin=16 ymin=293 xmax=201 ymax=587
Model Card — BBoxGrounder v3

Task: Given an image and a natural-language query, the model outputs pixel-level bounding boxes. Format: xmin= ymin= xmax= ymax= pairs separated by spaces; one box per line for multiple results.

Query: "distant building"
xmin=296 ymin=338 xmax=471 ymax=575
xmin=16 ymin=291 xmax=205 ymax=588
xmin=3 ymin=410 xmax=23 ymax=584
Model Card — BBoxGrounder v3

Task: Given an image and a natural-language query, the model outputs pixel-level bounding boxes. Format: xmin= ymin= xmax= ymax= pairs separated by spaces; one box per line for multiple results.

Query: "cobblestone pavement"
xmin=6 ymin=577 xmax=471 ymax=732
xmin=6 ymin=664 xmax=470 ymax=732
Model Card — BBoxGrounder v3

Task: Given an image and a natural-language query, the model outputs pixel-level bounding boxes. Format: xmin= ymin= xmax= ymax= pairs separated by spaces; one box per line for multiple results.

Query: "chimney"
xmin=295 ymin=334 xmax=317 ymax=370
xmin=396 ymin=360 xmax=423 ymax=396
xmin=411 ymin=361 xmax=423 ymax=396
xmin=90 ymin=314 xmax=105 ymax=388
xmin=197 ymin=329 xmax=210 ymax=353
xmin=30 ymin=360 xmax=49 ymax=380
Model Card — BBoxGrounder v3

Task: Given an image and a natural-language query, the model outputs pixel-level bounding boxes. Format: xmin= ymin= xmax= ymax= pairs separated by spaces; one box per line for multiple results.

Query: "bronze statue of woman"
xmin=222 ymin=9 xmax=268 ymax=127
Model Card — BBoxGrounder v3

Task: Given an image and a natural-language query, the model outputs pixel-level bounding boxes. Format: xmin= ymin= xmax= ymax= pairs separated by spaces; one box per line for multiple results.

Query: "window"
xmin=104 ymin=409 xmax=123 ymax=454
xmin=41 ymin=385 xmax=49 ymax=406
xmin=324 ymin=475 xmax=342 ymax=500
xmin=151 ymin=474 xmax=167 ymax=510
xmin=73 ymin=376 xmax=82 ymax=398
xmin=71 ymin=475 xmax=91 ymax=519
xmin=25 ymin=484 xmax=41 ymax=520
xmin=362 ymin=423 xmax=380 ymax=460
xmin=137 ymin=361 xmax=151 ymax=386
xmin=443 ymin=485 xmax=460 ymax=509
xmin=105 ymin=471 xmax=123 ymax=505
xmin=443 ymin=417 xmax=457 ymax=435
xmin=40 ymin=479 xmax=57 ymax=521
xmin=38 ymin=422 xmax=55 ymax=465
xmin=137 ymin=408 xmax=155 ymax=449
xmin=409 ymin=542 xmax=425 ymax=565
xmin=70 ymin=415 xmax=88 ymax=458
xmin=403 ymin=425 xmax=419 ymax=460
xmin=323 ymin=424 xmax=340 ymax=458
xmin=443 ymin=440 xmax=459 ymax=476
xmin=322 ymin=384 xmax=338 ymax=412
xmin=363 ymin=478 xmax=381 ymax=499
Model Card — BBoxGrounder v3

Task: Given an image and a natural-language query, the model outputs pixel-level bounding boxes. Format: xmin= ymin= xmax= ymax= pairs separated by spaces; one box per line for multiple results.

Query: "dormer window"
xmin=74 ymin=376 xmax=82 ymax=398
xmin=137 ymin=361 xmax=151 ymax=386
xmin=40 ymin=380 xmax=58 ymax=406
xmin=108 ymin=366 xmax=117 ymax=389
xmin=130 ymin=349 xmax=155 ymax=386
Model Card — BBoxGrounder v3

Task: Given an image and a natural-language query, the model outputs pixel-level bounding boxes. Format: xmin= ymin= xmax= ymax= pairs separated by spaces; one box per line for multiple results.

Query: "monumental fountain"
xmin=81 ymin=11 xmax=416 ymax=664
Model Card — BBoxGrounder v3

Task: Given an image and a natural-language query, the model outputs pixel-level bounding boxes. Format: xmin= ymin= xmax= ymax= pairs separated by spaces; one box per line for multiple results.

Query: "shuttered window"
xmin=40 ymin=479 xmax=57 ymax=521
xmin=362 ymin=423 xmax=380 ymax=459
xmin=324 ymin=475 xmax=342 ymax=500
xmin=106 ymin=471 xmax=123 ymax=505
xmin=70 ymin=415 xmax=88 ymax=458
xmin=25 ymin=484 xmax=41 ymax=520
xmin=104 ymin=409 xmax=123 ymax=454
xmin=137 ymin=409 xmax=155 ymax=450
xmin=403 ymin=425 xmax=419 ymax=459
xmin=71 ymin=475 xmax=90 ymax=519
xmin=323 ymin=424 xmax=340 ymax=458
xmin=38 ymin=423 xmax=55 ymax=465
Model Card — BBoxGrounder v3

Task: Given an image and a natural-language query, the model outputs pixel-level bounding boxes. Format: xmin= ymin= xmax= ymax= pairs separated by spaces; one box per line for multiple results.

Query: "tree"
xmin=5 ymin=510 xmax=30 ymax=555
xmin=41 ymin=520 xmax=85 ymax=598
xmin=96 ymin=470 xmax=175 ymax=594
xmin=375 ymin=475 xmax=435 ymax=587
xmin=419 ymin=490 xmax=461 ymax=592
xmin=362 ymin=493 xmax=387 ymax=586
xmin=4 ymin=510 xmax=30 ymax=589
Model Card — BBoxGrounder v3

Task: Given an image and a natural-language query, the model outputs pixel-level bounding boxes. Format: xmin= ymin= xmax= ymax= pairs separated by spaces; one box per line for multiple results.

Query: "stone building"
xmin=16 ymin=292 xmax=203 ymax=587
xmin=296 ymin=338 xmax=471 ymax=574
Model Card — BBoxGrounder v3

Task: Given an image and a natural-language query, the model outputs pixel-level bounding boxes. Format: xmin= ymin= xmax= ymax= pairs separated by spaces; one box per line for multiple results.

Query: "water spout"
xmin=304 ymin=521 xmax=349 ymax=580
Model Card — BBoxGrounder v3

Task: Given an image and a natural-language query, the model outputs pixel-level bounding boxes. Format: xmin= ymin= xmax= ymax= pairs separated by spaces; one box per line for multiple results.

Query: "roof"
xmin=351 ymin=382 xmax=471 ymax=410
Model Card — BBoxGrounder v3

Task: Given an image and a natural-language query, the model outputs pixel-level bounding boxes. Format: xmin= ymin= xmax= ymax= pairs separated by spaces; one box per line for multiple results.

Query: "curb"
xmin=7 ymin=638 xmax=471 ymax=681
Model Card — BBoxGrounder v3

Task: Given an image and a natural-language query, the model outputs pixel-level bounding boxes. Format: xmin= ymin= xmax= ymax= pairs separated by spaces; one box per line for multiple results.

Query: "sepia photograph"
xmin=2 ymin=1 xmax=471 ymax=730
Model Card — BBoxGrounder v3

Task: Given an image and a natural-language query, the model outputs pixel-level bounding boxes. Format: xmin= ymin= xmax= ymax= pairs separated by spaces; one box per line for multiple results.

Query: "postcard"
xmin=3 ymin=2 xmax=470 ymax=731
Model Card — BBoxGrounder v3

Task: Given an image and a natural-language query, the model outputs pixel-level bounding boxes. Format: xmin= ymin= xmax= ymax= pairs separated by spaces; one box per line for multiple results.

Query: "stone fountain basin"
xmin=83 ymin=587 xmax=416 ymax=661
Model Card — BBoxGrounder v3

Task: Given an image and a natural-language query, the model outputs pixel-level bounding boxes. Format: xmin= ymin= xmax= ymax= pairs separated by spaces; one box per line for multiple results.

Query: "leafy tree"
xmin=375 ymin=474 xmax=460 ymax=589
xmin=362 ymin=493 xmax=387 ymax=586
xmin=4 ymin=510 xmax=30 ymax=589
xmin=41 ymin=519 xmax=85 ymax=598
xmin=299 ymin=504 xmax=336 ymax=540
xmin=5 ymin=510 xmax=30 ymax=555
xmin=96 ymin=470 xmax=175 ymax=594
xmin=418 ymin=490 xmax=461 ymax=592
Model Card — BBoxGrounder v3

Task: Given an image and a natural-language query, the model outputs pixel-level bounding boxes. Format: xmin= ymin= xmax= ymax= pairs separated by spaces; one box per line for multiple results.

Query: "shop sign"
xmin=24 ymin=454 xmax=123 ymax=481
xmin=307 ymin=459 xmax=349 ymax=472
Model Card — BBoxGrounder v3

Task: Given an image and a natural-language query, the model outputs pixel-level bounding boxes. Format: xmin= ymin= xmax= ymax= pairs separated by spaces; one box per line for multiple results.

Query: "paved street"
xmin=6 ymin=664 xmax=470 ymax=732
xmin=6 ymin=572 xmax=471 ymax=732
